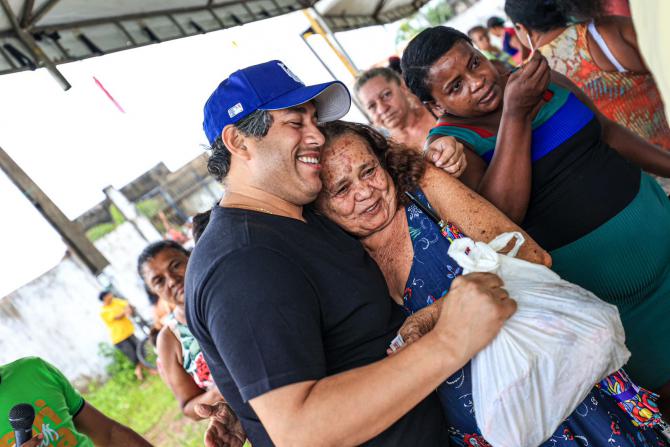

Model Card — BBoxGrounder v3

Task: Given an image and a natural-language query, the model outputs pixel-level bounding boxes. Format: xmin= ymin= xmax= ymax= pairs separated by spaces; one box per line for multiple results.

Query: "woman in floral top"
xmin=506 ymin=0 xmax=670 ymax=150
xmin=138 ymin=240 xmax=222 ymax=420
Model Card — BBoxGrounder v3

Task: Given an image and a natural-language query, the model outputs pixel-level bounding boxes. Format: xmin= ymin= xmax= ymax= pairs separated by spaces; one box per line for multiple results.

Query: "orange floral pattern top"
xmin=539 ymin=23 xmax=670 ymax=149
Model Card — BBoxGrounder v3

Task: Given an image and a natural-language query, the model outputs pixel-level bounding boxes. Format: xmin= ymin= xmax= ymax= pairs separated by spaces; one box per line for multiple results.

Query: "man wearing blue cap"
xmin=186 ymin=60 xmax=516 ymax=446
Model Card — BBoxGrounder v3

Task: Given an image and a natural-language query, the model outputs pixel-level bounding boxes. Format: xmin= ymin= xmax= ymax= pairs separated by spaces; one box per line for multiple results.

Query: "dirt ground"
xmin=144 ymin=404 xmax=208 ymax=447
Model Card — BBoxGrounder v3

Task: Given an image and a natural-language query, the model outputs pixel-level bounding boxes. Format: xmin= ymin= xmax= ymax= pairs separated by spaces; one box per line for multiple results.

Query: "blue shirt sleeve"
xmin=200 ymin=246 xmax=327 ymax=402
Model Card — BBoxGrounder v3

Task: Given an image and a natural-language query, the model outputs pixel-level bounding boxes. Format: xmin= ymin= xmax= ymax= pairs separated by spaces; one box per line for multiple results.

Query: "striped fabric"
xmin=429 ymin=82 xmax=640 ymax=252
xmin=430 ymin=83 xmax=575 ymax=163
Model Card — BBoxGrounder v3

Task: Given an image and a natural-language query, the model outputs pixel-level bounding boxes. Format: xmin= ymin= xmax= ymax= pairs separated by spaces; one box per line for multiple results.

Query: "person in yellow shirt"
xmin=99 ymin=291 xmax=145 ymax=381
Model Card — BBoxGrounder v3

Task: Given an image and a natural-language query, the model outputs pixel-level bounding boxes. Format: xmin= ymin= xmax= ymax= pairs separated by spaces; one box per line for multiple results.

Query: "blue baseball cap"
xmin=203 ymin=60 xmax=351 ymax=144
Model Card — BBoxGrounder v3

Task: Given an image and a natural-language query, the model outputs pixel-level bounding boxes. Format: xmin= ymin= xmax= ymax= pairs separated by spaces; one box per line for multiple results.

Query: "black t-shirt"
xmin=186 ymin=206 xmax=448 ymax=446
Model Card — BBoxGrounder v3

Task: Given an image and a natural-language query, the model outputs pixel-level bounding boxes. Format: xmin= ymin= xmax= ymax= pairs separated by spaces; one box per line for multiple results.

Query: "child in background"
xmin=487 ymin=16 xmax=523 ymax=65
xmin=468 ymin=25 xmax=517 ymax=68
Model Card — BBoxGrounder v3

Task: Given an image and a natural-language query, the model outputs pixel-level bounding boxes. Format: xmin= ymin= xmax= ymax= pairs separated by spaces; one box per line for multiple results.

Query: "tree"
xmin=424 ymin=1 xmax=455 ymax=25
xmin=396 ymin=0 xmax=455 ymax=45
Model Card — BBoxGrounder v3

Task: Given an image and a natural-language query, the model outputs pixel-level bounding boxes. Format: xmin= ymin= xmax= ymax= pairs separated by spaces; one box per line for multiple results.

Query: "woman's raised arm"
xmin=420 ymin=163 xmax=551 ymax=266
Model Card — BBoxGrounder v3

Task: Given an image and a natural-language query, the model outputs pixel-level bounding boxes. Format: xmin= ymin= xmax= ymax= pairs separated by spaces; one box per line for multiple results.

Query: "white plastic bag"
xmin=448 ymin=232 xmax=630 ymax=447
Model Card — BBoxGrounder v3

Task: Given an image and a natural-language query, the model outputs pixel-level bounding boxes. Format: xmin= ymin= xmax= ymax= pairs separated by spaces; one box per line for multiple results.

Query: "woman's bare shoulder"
xmin=592 ymin=16 xmax=647 ymax=72
xmin=595 ymin=15 xmax=635 ymax=35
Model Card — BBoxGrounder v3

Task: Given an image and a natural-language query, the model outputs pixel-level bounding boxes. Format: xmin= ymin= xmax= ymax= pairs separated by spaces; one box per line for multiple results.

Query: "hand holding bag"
xmin=448 ymin=232 xmax=630 ymax=447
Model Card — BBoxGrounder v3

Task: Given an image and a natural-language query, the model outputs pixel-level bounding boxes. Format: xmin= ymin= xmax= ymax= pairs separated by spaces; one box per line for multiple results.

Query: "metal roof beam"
xmin=0 ymin=44 xmax=16 ymax=67
xmin=208 ymin=9 xmax=225 ymax=27
xmin=0 ymin=145 xmax=110 ymax=275
xmin=19 ymin=0 xmax=34 ymax=27
xmin=31 ymin=1 xmax=275 ymax=33
xmin=25 ymin=0 xmax=60 ymax=28
xmin=0 ymin=0 xmax=70 ymax=89
xmin=372 ymin=0 xmax=388 ymax=20
xmin=168 ymin=14 xmax=188 ymax=37
xmin=37 ymin=6 xmax=220 ymax=32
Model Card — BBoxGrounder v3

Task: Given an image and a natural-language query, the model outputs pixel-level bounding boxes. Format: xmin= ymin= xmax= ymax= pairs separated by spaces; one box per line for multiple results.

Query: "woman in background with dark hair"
xmin=354 ymin=67 xmax=445 ymax=153
xmin=402 ymin=25 xmax=670 ymax=413
xmin=505 ymin=0 xmax=670 ymax=150
xmin=387 ymin=55 xmax=402 ymax=75
xmin=137 ymin=240 xmax=225 ymax=421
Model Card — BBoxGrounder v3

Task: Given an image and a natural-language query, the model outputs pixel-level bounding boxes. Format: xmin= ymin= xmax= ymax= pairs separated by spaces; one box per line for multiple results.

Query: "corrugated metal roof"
xmin=316 ymin=0 xmax=432 ymax=31
xmin=0 ymin=0 xmax=432 ymax=78
xmin=0 ymin=0 xmax=316 ymax=77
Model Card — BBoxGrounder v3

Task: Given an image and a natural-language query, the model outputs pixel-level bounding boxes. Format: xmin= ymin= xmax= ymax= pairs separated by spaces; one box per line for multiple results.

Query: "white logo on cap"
xmin=228 ymin=102 xmax=244 ymax=118
xmin=278 ymin=62 xmax=303 ymax=84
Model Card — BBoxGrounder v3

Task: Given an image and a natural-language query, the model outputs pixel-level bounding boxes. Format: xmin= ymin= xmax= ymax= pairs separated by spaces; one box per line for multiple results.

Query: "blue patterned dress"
xmin=403 ymin=189 xmax=668 ymax=447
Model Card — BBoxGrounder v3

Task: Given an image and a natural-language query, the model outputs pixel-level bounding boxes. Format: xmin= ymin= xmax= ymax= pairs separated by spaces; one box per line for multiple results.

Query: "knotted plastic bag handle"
xmin=448 ymin=232 xmax=526 ymax=274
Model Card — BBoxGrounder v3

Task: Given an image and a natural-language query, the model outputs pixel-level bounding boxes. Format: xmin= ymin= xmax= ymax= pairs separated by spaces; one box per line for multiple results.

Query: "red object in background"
xmin=93 ymin=76 xmax=126 ymax=113
xmin=166 ymin=228 xmax=188 ymax=244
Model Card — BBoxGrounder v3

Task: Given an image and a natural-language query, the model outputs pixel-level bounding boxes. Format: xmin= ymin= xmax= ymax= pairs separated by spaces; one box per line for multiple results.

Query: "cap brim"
xmin=261 ymin=81 xmax=351 ymax=123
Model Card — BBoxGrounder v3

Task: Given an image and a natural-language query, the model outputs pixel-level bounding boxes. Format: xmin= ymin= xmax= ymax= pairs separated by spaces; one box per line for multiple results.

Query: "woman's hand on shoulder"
xmin=503 ymin=51 xmax=550 ymax=119
xmin=424 ymin=136 xmax=467 ymax=178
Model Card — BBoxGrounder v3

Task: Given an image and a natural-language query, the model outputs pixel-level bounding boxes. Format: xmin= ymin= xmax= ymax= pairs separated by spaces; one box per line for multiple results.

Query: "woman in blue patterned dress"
xmin=314 ymin=120 xmax=667 ymax=447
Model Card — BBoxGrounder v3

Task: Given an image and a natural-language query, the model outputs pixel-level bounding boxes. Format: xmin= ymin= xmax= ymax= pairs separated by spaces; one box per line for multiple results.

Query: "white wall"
xmin=0 ymin=257 xmax=109 ymax=382
xmin=178 ymin=179 xmax=222 ymax=216
xmin=0 ymin=222 xmax=156 ymax=382
xmin=95 ymin=221 xmax=160 ymax=320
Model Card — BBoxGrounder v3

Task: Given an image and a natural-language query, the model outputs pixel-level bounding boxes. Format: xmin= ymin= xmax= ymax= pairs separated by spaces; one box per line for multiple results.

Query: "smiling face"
xmin=315 ymin=133 xmax=397 ymax=238
xmin=426 ymin=41 xmax=504 ymax=118
xmin=246 ymin=102 xmax=326 ymax=205
xmin=141 ymin=248 xmax=189 ymax=307
xmin=357 ymin=76 xmax=412 ymax=130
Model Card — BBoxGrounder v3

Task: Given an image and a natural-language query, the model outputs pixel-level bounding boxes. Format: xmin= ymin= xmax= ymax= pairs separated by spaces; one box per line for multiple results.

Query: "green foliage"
xmin=86 ymin=344 xmax=169 ymax=433
xmin=83 ymin=344 xmax=254 ymax=445
xmin=424 ymin=1 xmax=454 ymax=25
xmin=98 ymin=342 xmax=136 ymax=378
xmin=86 ymin=222 xmax=117 ymax=242
xmin=136 ymin=199 xmax=167 ymax=233
xmin=136 ymin=198 xmax=162 ymax=219
xmin=109 ymin=204 xmax=126 ymax=226
xmin=396 ymin=0 xmax=454 ymax=45
xmin=85 ymin=204 xmax=131 ymax=242
xmin=396 ymin=20 xmax=422 ymax=45
xmin=86 ymin=343 xmax=207 ymax=444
